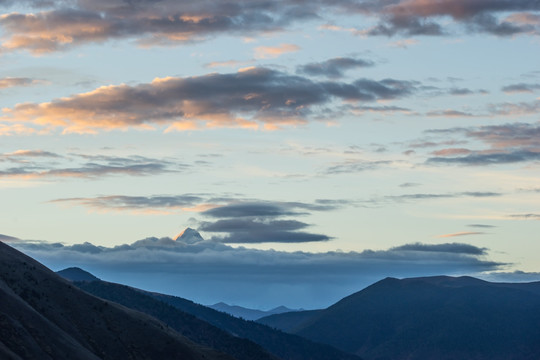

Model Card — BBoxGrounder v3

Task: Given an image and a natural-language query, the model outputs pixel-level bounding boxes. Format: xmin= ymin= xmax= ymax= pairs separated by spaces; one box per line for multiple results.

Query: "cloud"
xmin=357 ymin=0 xmax=540 ymax=37
xmin=399 ymin=182 xmax=421 ymax=188
xmin=324 ymin=159 xmax=392 ymax=175
xmin=508 ymin=213 xmax=540 ymax=220
xmin=0 ymin=77 xmax=39 ymax=88
xmin=437 ymin=231 xmax=486 ymax=238
xmin=428 ymin=150 xmax=540 ymax=165
xmin=384 ymin=191 xmax=501 ymax=203
xmin=426 ymin=110 xmax=475 ymax=117
xmin=431 ymin=148 xmax=472 ymax=156
xmin=449 ymin=87 xmax=487 ymax=96
xmin=426 ymin=122 xmax=540 ymax=165
xmin=502 ymin=83 xmax=540 ymax=93
xmin=203 ymin=60 xmax=252 ymax=69
xmin=480 ymin=270 xmax=540 ymax=283
xmin=387 ymin=38 xmax=419 ymax=48
xmin=0 ymin=1 xmax=318 ymax=53
xmin=468 ymin=224 xmax=497 ymax=228
xmin=254 ymin=43 xmax=300 ymax=59
xmin=50 ymin=194 xmax=208 ymax=213
xmin=199 ymin=201 xmax=344 ymax=243
xmin=393 ymin=242 xmax=486 ymax=255
xmin=2 ymin=67 xmax=420 ymax=133
xmin=200 ymin=218 xmax=331 ymax=243
xmin=0 ymin=149 xmax=61 ymax=163
xmin=204 ymin=202 xmax=309 ymax=218
xmin=1 ymin=0 xmax=539 ymax=55
xmin=297 ymin=57 xmax=375 ymax=78
xmin=489 ymin=100 xmax=540 ymax=117
xmin=0 ymin=153 xmax=181 ymax=180
xmin=10 ymin=236 xmax=504 ymax=308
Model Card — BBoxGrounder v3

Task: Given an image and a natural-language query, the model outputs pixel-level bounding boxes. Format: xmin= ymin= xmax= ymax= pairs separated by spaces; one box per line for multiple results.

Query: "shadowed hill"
xmin=57 ymin=267 xmax=100 ymax=282
xmin=258 ymin=275 xmax=540 ymax=360
xmin=149 ymin=292 xmax=362 ymax=360
xmin=0 ymin=241 xmax=231 ymax=360
xmin=75 ymin=279 xmax=361 ymax=360
xmin=74 ymin=280 xmax=277 ymax=360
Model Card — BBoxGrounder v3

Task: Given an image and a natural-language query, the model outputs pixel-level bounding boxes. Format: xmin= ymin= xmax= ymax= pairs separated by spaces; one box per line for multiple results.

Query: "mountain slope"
xmin=149 ymin=291 xmax=361 ymax=360
xmin=0 ymin=241 xmax=231 ymax=360
xmin=259 ymin=275 xmax=540 ymax=360
xmin=74 ymin=280 xmax=277 ymax=360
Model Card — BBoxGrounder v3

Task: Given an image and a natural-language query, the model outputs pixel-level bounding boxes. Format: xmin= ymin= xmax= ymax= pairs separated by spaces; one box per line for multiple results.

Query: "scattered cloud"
xmin=399 ymin=182 xmax=421 ymax=188
xmin=50 ymin=194 xmax=209 ymax=214
xmin=199 ymin=201 xmax=343 ymax=244
xmin=488 ymin=100 xmax=540 ymax=117
xmin=1 ymin=149 xmax=61 ymax=162
xmin=502 ymin=83 xmax=540 ymax=94
xmin=393 ymin=242 xmax=486 ymax=255
xmin=437 ymin=231 xmax=486 ymax=238
xmin=200 ymin=218 xmax=331 ymax=243
xmin=431 ymin=148 xmax=472 ymax=156
xmin=2 ymin=67 xmax=421 ymax=133
xmin=357 ymin=0 xmax=540 ymax=37
xmin=0 ymin=152 xmax=182 ymax=180
xmin=384 ymin=191 xmax=501 ymax=203
xmin=387 ymin=38 xmax=419 ymax=48
xmin=1 ymin=0 xmax=534 ymax=55
xmin=468 ymin=224 xmax=497 ymax=228
xmin=425 ymin=110 xmax=475 ymax=117
xmin=480 ymin=270 xmax=540 ymax=283
xmin=0 ymin=1 xmax=316 ymax=54
xmin=204 ymin=60 xmax=252 ymax=69
xmin=324 ymin=159 xmax=392 ymax=175
xmin=428 ymin=150 xmax=540 ymax=165
xmin=254 ymin=43 xmax=300 ymax=59
xmin=0 ymin=77 xmax=40 ymax=89
xmin=508 ymin=214 xmax=540 ymax=220
xmin=297 ymin=57 xmax=375 ymax=78
xmin=426 ymin=122 xmax=540 ymax=165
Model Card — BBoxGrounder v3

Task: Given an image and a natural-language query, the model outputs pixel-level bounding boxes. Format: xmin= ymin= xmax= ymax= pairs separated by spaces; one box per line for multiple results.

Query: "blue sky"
xmin=1 ymin=0 xmax=540 ymax=308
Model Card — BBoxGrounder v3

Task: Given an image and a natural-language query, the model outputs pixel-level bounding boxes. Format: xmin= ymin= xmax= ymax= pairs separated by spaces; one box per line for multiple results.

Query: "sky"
xmin=1 ymin=0 xmax=540 ymax=309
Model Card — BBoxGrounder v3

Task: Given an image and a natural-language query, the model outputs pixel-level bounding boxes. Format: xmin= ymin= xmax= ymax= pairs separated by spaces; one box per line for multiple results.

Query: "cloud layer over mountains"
xmin=7 ymin=229 xmax=503 ymax=308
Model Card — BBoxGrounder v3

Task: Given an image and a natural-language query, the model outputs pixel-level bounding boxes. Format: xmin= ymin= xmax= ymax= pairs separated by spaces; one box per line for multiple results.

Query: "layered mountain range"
xmin=3 ymin=239 xmax=540 ymax=360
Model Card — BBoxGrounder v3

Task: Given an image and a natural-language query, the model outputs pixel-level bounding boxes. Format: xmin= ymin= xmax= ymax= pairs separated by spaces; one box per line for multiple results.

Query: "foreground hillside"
xmin=259 ymin=276 xmax=540 ymax=360
xmin=0 ymin=241 xmax=230 ymax=360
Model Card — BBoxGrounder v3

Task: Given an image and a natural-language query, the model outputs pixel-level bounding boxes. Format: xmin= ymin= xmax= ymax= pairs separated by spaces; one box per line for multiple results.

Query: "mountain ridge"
xmin=258 ymin=275 xmax=540 ymax=360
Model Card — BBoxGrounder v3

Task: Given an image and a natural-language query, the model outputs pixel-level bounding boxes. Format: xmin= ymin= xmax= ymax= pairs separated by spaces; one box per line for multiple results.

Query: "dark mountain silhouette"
xmin=74 ymin=280 xmax=277 ymax=360
xmin=0 ymin=241 xmax=231 ymax=360
xmin=258 ymin=275 xmax=540 ymax=360
xmin=76 ymin=280 xmax=361 ymax=360
xmin=208 ymin=302 xmax=299 ymax=320
xmin=258 ymin=309 xmax=322 ymax=332
xmin=57 ymin=267 xmax=100 ymax=282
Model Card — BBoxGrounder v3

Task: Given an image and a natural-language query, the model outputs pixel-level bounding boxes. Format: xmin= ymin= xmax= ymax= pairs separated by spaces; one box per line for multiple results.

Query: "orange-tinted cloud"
xmin=2 ymin=67 xmax=419 ymax=133
xmin=437 ymin=231 xmax=485 ymax=238
xmin=254 ymin=43 xmax=300 ymax=59
xmin=431 ymin=148 xmax=472 ymax=156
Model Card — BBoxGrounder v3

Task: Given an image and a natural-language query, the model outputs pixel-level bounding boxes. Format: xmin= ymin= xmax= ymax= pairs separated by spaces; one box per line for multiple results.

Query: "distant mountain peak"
xmin=57 ymin=267 xmax=99 ymax=282
xmin=0 ymin=233 xmax=20 ymax=242
xmin=174 ymin=227 xmax=204 ymax=244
